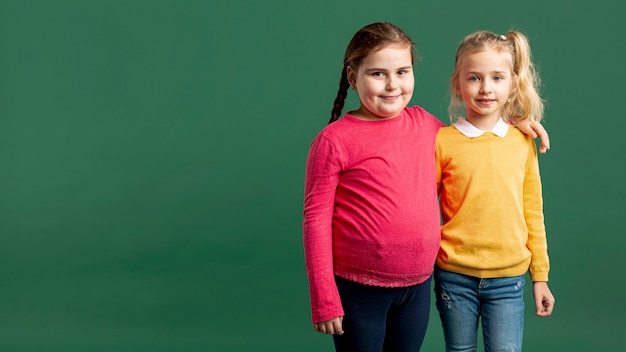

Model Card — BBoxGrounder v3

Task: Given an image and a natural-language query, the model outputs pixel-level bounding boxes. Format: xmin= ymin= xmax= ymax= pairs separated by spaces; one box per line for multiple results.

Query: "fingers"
xmin=512 ymin=119 xmax=550 ymax=153
xmin=537 ymin=130 xmax=550 ymax=154
xmin=530 ymin=120 xmax=550 ymax=153
xmin=313 ymin=317 xmax=344 ymax=335
xmin=313 ymin=321 xmax=336 ymax=335
xmin=536 ymin=302 xmax=554 ymax=316
xmin=535 ymin=294 xmax=555 ymax=317
xmin=333 ymin=317 xmax=344 ymax=335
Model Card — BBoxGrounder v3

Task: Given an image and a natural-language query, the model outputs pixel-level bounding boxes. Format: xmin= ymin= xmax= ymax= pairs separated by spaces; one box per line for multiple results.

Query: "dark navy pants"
xmin=333 ymin=275 xmax=432 ymax=352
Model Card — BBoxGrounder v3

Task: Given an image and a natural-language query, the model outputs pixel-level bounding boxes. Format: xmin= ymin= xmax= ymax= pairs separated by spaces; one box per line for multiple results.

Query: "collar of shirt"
xmin=453 ymin=117 xmax=509 ymax=138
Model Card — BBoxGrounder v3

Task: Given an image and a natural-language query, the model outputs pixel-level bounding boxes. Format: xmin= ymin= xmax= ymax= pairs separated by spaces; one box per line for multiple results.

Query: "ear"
xmin=452 ymin=79 xmax=460 ymax=97
xmin=347 ymin=66 xmax=357 ymax=89
xmin=509 ymin=76 xmax=519 ymax=99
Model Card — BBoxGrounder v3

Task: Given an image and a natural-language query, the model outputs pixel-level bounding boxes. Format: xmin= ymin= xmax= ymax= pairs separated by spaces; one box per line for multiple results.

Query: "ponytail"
xmin=505 ymin=31 xmax=544 ymax=123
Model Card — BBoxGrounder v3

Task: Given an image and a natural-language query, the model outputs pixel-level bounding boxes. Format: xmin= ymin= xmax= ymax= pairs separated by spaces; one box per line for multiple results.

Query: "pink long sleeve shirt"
xmin=303 ymin=106 xmax=444 ymax=323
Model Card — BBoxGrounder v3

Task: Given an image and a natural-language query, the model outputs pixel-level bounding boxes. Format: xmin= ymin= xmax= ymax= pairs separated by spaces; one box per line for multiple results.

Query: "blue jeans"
xmin=434 ymin=266 xmax=525 ymax=352
xmin=333 ymin=275 xmax=432 ymax=352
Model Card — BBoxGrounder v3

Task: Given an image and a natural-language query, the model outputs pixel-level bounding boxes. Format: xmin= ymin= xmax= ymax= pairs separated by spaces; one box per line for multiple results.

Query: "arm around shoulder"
xmin=513 ymin=119 xmax=550 ymax=153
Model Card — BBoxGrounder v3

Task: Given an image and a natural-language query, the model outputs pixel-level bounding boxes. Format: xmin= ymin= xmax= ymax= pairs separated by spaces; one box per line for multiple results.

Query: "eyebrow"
xmin=364 ymin=66 xmax=413 ymax=72
xmin=464 ymin=70 xmax=508 ymax=75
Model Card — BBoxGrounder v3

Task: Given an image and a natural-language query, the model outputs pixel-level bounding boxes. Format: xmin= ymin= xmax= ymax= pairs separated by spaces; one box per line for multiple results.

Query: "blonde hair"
xmin=448 ymin=30 xmax=544 ymax=123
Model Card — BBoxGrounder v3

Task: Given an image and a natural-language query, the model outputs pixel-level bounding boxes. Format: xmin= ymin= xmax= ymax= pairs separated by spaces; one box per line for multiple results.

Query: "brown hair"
xmin=329 ymin=22 xmax=415 ymax=124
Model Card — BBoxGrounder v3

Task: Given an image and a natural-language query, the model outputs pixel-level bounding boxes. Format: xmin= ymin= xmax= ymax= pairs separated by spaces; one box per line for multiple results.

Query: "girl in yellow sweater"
xmin=434 ymin=30 xmax=555 ymax=351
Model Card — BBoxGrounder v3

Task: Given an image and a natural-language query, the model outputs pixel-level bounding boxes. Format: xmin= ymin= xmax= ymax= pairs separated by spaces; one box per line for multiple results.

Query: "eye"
xmin=469 ymin=76 xmax=480 ymax=81
xmin=494 ymin=75 xmax=503 ymax=81
xmin=372 ymin=71 xmax=385 ymax=77
xmin=398 ymin=69 xmax=408 ymax=75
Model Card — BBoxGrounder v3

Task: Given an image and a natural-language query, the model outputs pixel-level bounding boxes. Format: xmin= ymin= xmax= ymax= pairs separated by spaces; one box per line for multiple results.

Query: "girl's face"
xmin=457 ymin=48 xmax=513 ymax=122
xmin=347 ymin=43 xmax=414 ymax=120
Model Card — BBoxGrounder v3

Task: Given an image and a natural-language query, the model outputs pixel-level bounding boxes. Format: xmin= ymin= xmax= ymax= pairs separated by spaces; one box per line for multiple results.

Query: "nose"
xmin=386 ymin=76 xmax=398 ymax=91
xmin=480 ymin=80 xmax=492 ymax=94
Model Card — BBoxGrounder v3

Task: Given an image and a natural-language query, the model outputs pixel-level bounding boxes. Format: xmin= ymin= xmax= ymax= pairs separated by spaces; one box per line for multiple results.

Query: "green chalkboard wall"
xmin=1 ymin=0 xmax=624 ymax=351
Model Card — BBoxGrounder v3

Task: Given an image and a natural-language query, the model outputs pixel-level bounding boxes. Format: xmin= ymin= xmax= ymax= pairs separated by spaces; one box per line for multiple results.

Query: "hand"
xmin=533 ymin=281 xmax=555 ymax=316
xmin=313 ymin=316 xmax=344 ymax=335
xmin=513 ymin=119 xmax=551 ymax=153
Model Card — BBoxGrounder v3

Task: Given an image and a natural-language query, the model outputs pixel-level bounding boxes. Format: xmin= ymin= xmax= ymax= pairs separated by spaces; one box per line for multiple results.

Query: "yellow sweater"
xmin=435 ymin=119 xmax=549 ymax=282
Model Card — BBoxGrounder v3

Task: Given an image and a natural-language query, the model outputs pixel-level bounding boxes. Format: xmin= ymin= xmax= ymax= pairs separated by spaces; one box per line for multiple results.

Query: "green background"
xmin=1 ymin=0 xmax=624 ymax=351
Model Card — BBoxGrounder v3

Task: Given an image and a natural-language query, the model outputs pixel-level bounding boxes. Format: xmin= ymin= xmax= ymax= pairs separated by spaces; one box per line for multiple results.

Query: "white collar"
xmin=454 ymin=117 xmax=509 ymax=138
